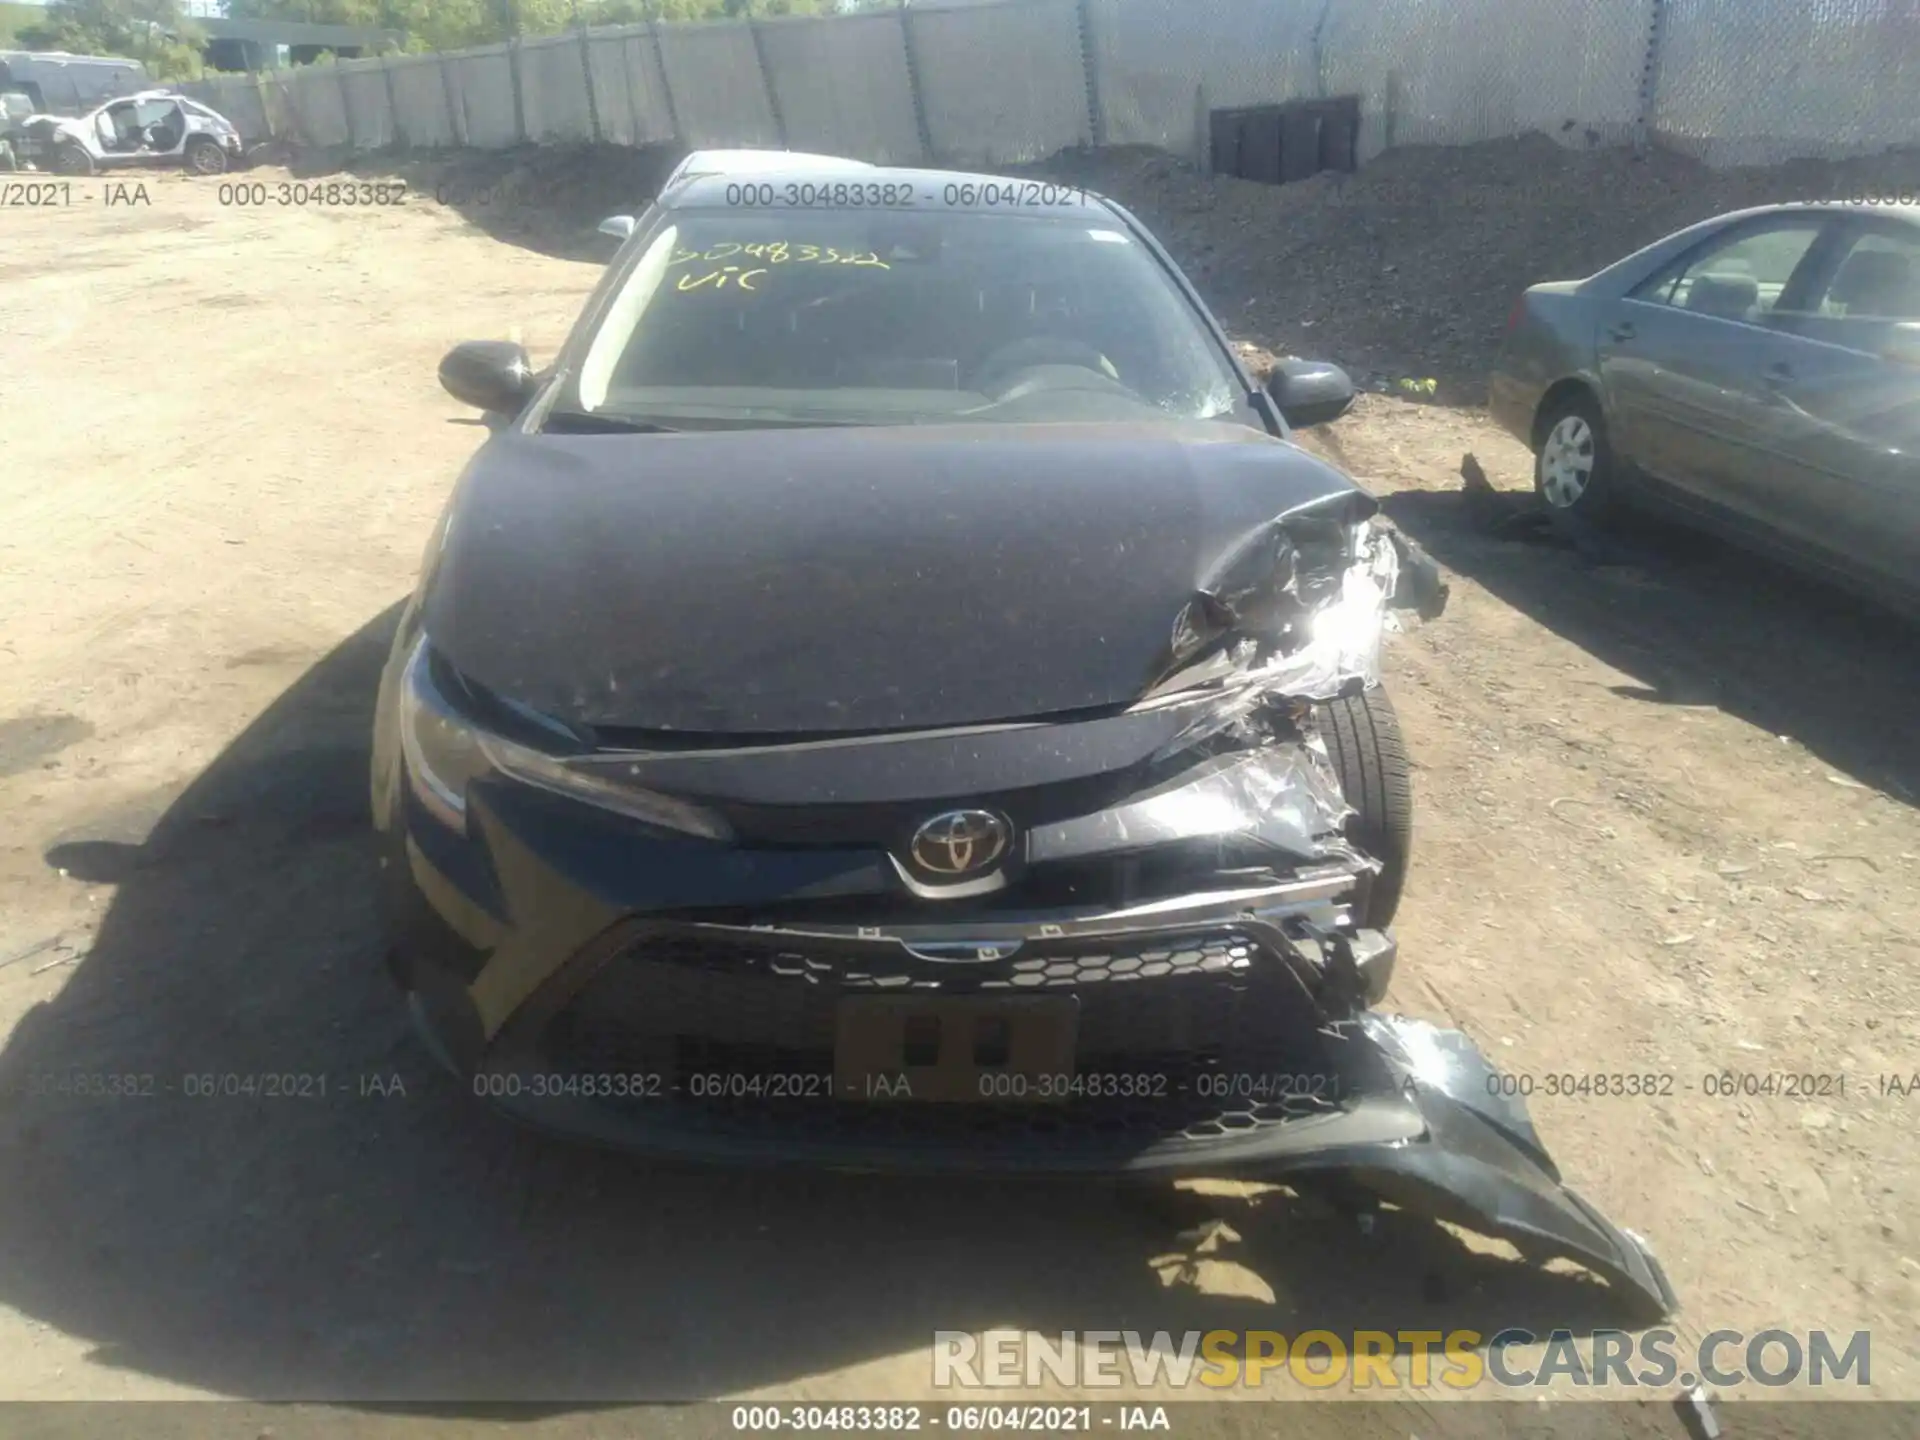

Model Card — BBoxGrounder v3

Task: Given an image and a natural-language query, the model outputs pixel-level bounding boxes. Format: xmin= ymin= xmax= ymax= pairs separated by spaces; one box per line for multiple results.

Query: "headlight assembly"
xmin=398 ymin=638 xmax=493 ymax=831
xmin=397 ymin=638 xmax=732 ymax=842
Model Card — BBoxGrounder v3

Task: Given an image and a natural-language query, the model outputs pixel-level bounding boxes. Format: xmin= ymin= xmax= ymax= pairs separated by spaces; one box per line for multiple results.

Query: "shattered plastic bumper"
xmin=412 ymin=939 xmax=1673 ymax=1318
xmin=391 ymin=790 xmax=1672 ymax=1319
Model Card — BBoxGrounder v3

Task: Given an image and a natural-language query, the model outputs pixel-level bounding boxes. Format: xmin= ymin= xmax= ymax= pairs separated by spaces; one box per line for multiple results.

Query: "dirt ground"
xmin=1 ymin=146 xmax=1917 ymax=1430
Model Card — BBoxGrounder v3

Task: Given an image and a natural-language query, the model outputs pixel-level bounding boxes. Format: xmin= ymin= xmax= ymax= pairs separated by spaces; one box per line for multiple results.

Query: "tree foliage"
xmin=13 ymin=0 xmax=853 ymax=74
xmin=14 ymin=0 xmax=205 ymax=77
xmin=217 ymin=0 xmax=837 ymax=51
xmin=583 ymin=0 xmax=835 ymax=20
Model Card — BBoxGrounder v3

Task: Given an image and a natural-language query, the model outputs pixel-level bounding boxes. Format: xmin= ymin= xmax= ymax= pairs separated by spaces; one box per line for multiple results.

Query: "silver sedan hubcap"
xmin=1540 ymin=415 xmax=1595 ymax=509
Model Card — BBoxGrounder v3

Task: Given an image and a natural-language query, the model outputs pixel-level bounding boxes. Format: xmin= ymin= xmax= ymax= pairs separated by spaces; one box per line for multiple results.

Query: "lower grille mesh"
xmin=522 ymin=927 xmax=1352 ymax=1148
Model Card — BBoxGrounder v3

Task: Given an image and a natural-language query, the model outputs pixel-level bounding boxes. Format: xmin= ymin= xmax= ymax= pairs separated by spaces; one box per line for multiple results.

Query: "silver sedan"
xmin=1490 ymin=201 xmax=1920 ymax=612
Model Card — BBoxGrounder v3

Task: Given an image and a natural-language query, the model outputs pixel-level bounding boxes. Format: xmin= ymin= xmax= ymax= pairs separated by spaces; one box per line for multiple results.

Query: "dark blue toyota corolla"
xmin=367 ymin=155 xmax=1670 ymax=1318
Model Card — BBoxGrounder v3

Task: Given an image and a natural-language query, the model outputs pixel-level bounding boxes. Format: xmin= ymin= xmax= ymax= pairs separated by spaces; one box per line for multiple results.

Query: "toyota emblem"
xmin=909 ymin=809 xmax=1012 ymax=877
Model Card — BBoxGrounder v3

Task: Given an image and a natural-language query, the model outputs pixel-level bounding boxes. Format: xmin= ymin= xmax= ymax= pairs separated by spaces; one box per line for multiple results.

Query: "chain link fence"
xmin=176 ymin=0 xmax=1920 ymax=172
xmin=1654 ymin=0 xmax=1920 ymax=166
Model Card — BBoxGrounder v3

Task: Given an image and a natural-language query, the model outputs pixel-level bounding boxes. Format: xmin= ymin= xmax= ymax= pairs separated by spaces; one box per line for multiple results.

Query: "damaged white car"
xmin=9 ymin=89 xmax=243 ymax=175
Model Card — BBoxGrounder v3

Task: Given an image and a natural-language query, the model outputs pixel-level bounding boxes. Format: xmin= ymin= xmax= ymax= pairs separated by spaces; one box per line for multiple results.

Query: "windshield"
xmin=558 ymin=208 xmax=1246 ymax=429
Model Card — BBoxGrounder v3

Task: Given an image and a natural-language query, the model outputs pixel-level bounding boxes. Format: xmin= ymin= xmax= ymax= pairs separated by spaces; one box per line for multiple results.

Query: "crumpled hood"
xmin=422 ymin=421 xmax=1365 ymax=735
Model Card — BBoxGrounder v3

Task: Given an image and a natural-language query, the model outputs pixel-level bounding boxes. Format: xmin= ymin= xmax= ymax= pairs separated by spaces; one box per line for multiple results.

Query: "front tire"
xmin=50 ymin=141 xmax=94 ymax=176
xmin=1315 ymin=686 xmax=1414 ymax=930
xmin=1534 ymin=391 xmax=1619 ymax=519
xmin=183 ymin=137 xmax=228 ymax=176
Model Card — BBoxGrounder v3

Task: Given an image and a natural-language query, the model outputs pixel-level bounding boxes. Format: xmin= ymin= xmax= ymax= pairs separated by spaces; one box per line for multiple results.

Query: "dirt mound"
xmin=337 ymin=142 xmax=688 ymax=260
xmin=1032 ymin=135 xmax=1920 ymax=401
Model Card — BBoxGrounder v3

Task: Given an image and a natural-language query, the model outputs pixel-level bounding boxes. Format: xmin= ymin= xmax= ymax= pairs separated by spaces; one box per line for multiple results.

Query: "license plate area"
xmin=834 ymin=994 xmax=1079 ymax=1103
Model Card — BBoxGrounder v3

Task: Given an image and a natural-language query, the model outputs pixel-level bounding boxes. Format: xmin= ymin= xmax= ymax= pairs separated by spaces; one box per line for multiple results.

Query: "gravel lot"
xmin=0 ymin=150 xmax=1916 ymax=1424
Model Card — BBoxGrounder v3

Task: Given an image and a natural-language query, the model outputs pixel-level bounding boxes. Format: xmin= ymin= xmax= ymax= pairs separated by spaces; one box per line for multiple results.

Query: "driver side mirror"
xmin=1266 ymin=357 xmax=1356 ymax=429
xmin=1883 ymin=323 xmax=1920 ymax=367
xmin=439 ymin=340 xmax=535 ymax=414
xmin=597 ymin=214 xmax=635 ymax=242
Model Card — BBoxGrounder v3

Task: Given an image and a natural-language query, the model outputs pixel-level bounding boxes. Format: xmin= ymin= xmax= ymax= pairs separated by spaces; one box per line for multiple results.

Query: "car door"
xmin=1744 ymin=218 xmax=1920 ymax=591
xmin=1596 ymin=216 xmax=1837 ymax=517
xmin=95 ymin=101 xmax=135 ymax=155
xmin=133 ymin=99 xmax=186 ymax=161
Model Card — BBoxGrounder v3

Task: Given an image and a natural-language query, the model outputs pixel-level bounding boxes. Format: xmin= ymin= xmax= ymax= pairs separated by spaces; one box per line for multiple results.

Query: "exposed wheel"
xmin=1314 ymin=686 xmax=1413 ymax=930
xmin=50 ymin=141 xmax=93 ymax=176
xmin=183 ymin=137 xmax=228 ymax=176
xmin=1534 ymin=390 xmax=1619 ymax=518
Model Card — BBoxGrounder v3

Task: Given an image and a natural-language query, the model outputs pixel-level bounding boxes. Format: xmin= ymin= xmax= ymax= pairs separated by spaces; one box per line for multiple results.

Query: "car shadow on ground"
xmin=1 ymin=606 xmax=1655 ymax=1406
xmin=1380 ymin=488 xmax=1920 ymax=806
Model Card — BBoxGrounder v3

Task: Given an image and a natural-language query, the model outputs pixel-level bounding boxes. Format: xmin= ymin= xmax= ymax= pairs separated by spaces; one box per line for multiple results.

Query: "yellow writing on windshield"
xmin=675 ymin=266 xmax=771 ymax=292
xmin=669 ymin=241 xmax=891 ymax=270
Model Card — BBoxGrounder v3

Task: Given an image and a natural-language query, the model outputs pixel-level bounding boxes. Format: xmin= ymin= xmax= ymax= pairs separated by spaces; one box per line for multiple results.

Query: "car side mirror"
xmin=1265 ymin=357 xmax=1356 ymax=429
xmin=1882 ymin=323 xmax=1920 ymax=367
xmin=597 ymin=214 xmax=635 ymax=241
xmin=439 ymin=340 xmax=535 ymax=414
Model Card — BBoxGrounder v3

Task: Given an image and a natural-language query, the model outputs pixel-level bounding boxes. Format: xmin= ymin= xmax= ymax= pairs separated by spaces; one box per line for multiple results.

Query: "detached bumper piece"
xmin=458 ymin=912 xmax=1674 ymax=1321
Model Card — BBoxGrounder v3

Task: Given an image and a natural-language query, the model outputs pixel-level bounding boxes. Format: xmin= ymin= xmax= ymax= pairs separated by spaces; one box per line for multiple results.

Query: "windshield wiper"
xmin=541 ymin=409 xmax=679 ymax=435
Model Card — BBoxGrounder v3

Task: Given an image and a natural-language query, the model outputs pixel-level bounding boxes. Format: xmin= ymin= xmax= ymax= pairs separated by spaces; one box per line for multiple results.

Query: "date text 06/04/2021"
xmin=7 ymin=1071 xmax=408 ymax=1099
xmin=723 ymin=179 xmax=1093 ymax=210
xmin=728 ymin=1405 xmax=1171 ymax=1433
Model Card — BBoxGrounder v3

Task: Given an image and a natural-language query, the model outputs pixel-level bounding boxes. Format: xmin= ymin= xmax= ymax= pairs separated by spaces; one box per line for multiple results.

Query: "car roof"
xmin=662 ymin=162 xmax=1113 ymax=218
xmin=666 ymin=149 xmax=873 ymax=185
xmin=1577 ymin=198 xmax=1920 ymax=292
xmin=1707 ymin=199 xmax=1920 ymax=224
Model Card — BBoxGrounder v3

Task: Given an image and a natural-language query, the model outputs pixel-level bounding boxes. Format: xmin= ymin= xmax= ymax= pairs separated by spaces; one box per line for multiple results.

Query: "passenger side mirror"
xmin=597 ymin=214 xmax=635 ymax=242
xmin=1882 ymin=323 xmax=1920 ymax=367
xmin=438 ymin=340 xmax=535 ymax=414
xmin=1265 ymin=357 xmax=1357 ymax=429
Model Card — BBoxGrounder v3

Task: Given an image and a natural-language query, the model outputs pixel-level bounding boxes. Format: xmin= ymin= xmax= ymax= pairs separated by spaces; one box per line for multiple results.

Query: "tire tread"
xmin=1314 ymin=687 xmax=1413 ymax=928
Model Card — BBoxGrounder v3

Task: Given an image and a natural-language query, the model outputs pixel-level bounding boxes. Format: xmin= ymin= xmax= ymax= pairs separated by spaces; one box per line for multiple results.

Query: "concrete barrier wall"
xmin=519 ymin=34 xmax=596 ymax=143
xmin=1088 ymin=0 xmax=1321 ymax=159
xmin=387 ymin=56 xmax=455 ymax=149
xmin=759 ymin=12 xmax=924 ymax=166
xmin=448 ymin=44 xmax=518 ymax=150
xmin=1321 ymin=0 xmax=1646 ymax=162
xmin=910 ymin=0 xmax=1089 ymax=166
xmin=283 ymin=67 xmax=350 ymax=148
xmin=189 ymin=0 xmax=1920 ymax=171
xmin=1654 ymin=0 xmax=1920 ymax=166
xmin=582 ymin=25 xmax=675 ymax=149
xmin=653 ymin=20 xmax=778 ymax=149
xmin=339 ymin=59 xmax=394 ymax=150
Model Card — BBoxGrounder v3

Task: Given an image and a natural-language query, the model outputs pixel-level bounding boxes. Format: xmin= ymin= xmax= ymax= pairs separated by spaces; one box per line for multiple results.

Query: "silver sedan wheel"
xmin=1539 ymin=415 xmax=1596 ymax=509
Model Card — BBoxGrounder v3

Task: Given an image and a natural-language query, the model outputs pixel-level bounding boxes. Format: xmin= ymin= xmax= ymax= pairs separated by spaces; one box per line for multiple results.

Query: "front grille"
xmin=524 ymin=925 xmax=1353 ymax=1148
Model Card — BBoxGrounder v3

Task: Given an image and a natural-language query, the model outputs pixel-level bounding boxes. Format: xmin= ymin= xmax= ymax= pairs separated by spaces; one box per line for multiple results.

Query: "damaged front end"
xmin=386 ymin=482 xmax=1672 ymax=1318
xmin=1151 ymin=494 xmax=1448 ymax=706
xmin=1067 ymin=506 xmax=1674 ymax=1318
